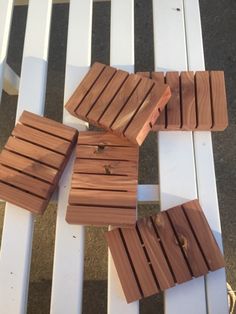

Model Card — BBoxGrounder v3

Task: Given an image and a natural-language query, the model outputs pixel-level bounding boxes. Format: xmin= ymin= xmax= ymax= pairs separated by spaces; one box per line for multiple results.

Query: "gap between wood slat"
xmin=181 ymin=205 xmax=211 ymax=270
xmin=165 ymin=211 xmax=194 ymax=277
xmin=135 ymin=224 xmax=161 ymax=291
xmin=74 ymin=65 xmax=106 ymax=113
xmin=4 ymin=148 xmax=60 ymax=170
xmin=11 ymin=135 xmax=66 ymax=156
xmin=119 ymin=228 xmax=144 ymax=297
xmin=20 ymin=121 xmax=72 ymax=143
xmin=150 ymin=216 xmax=177 ymax=284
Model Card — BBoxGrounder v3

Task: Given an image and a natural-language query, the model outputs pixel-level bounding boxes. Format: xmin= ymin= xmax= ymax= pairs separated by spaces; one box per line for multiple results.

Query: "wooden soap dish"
xmin=106 ymin=199 xmax=225 ymax=303
xmin=66 ymin=131 xmax=139 ymax=226
xmin=0 ymin=111 xmax=78 ymax=214
xmin=65 ymin=62 xmax=171 ymax=145
xmin=139 ymin=71 xmax=228 ymax=131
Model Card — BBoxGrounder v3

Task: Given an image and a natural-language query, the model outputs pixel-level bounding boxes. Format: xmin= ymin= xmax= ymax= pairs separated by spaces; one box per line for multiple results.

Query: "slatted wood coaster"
xmin=105 ymin=199 xmax=225 ymax=303
xmin=138 ymin=71 xmax=228 ymax=131
xmin=65 ymin=62 xmax=171 ymax=146
xmin=66 ymin=131 xmax=139 ymax=226
xmin=0 ymin=111 xmax=78 ymax=214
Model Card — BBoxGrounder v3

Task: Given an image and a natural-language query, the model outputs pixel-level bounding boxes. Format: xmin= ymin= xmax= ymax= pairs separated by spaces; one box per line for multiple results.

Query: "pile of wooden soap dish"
xmin=0 ymin=62 xmax=228 ymax=303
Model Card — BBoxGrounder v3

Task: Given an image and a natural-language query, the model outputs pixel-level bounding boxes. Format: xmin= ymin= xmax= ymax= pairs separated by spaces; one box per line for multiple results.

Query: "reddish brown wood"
xmin=73 ymin=159 xmax=137 ymax=176
xmin=64 ymin=62 xmax=105 ymax=116
xmin=76 ymin=145 xmax=138 ymax=161
xmin=106 ymin=199 xmax=225 ymax=303
xmin=124 ymin=84 xmax=170 ymax=144
xmin=121 ymin=227 xmax=159 ymax=297
xmin=111 ymin=77 xmax=154 ymax=134
xmin=67 ymin=206 xmax=135 ymax=226
xmin=65 ymin=62 xmax=170 ymax=145
xmin=151 ymin=72 xmax=166 ymax=129
xmin=87 ymin=70 xmax=129 ymax=125
xmin=19 ymin=108 xmax=78 ymax=141
xmin=167 ymin=205 xmax=209 ymax=277
xmin=0 ymin=110 xmax=78 ymax=214
xmin=210 ymin=71 xmax=228 ymax=130
xmin=0 ymin=149 xmax=57 ymax=183
xmin=5 ymin=136 xmax=65 ymax=169
xmin=153 ymin=211 xmax=192 ymax=283
xmin=12 ymin=124 xmax=71 ymax=155
xmin=142 ymin=71 xmax=228 ymax=131
xmin=66 ymin=131 xmax=139 ymax=226
xmin=105 ymin=229 xmax=142 ymax=302
xmin=182 ymin=200 xmax=225 ymax=270
xmin=99 ymin=74 xmax=141 ymax=128
xmin=195 ymin=71 xmax=212 ymax=129
xmin=75 ymin=66 xmax=117 ymax=119
xmin=181 ymin=71 xmax=197 ymax=130
xmin=77 ymin=131 xmax=131 ymax=146
xmin=137 ymin=217 xmax=175 ymax=290
xmin=165 ymin=72 xmax=181 ymax=129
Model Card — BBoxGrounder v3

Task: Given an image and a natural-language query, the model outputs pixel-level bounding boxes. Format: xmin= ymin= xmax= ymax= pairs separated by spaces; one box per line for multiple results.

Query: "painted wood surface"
xmin=0 ymin=1 xmax=53 ymax=313
xmin=50 ymin=0 xmax=92 ymax=313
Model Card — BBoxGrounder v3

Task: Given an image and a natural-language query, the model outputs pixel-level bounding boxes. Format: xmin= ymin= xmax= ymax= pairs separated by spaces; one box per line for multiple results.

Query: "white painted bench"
xmin=0 ymin=0 xmax=228 ymax=313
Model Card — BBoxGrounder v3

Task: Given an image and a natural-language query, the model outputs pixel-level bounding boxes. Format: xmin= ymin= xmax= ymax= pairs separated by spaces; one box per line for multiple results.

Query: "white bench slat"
xmin=137 ymin=185 xmax=159 ymax=203
xmin=184 ymin=1 xmax=228 ymax=312
xmin=0 ymin=0 xmax=14 ymax=101
xmin=153 ymin=1 xmax=207 ymax=313
xmin=0 ymin=1 xmax=52 ymax=313
xmin=3 ymin=63 xmax=20 ymax=95
xmin=50 ymin=0 xmax=92 ymax=313
xmin=108 ymin=0 xmax=139 ymax=313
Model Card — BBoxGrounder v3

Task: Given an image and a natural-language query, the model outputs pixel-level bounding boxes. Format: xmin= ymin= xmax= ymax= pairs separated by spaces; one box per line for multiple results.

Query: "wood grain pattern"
xmin=165 ymin=72 xmax=181 ymax=129
xmin=153 ymin=211 xmax=192 ymax=283
xmin=65 ymin=62 xmax=170 ymax=145
xmin=167 ymin=206 xmax=208 ymax=277
xmin=71 ymin=174 xmax=136 ymax=192
xmin=105 ymin=229 xmax=142 ymax=303
xmin=64 ymin=62 xmax=105 ymax=115
xmin=19 ymin=110 xmax=77 ymax=141
xmin=124 ymin=84 xmax=170 ymax=144
xmin=106 ymin=199 xmax=225 ymax=303
xmin=137 ymin=218 xmax=175 ymax=290
xmin=76 ymin=145 xmax=138 ymax=161
xmin=75 ymin=66 xmax=117 ymax=118
xmin=181 ymin=71 xmax=196 ymax=129
xmin=0 ymin=149 xmax=57 ymax=183
xmin=87 ymin=70 xmax=129 ymax=124
xmin=151 ymin=72 xmax=166 ymax=129
xmin=12 ymin=124 xmax=70 ymax=155
xmin=73 ymin=159 xmax=137 ymax=176
xmin=0 ymin=110 xmax=78 ymax=214
xmin=121 ymin=228 xmax=159 ymax=297
xmin=140 ymin=71 xmax=228 ymax=131
xmin=195 ymin=71 xmax=212 ymax=129
xmin=210 ymin=71 xmax=228 ymax=130
xmin=111 ymin=77 xmax=154 ymax=134
xmin=182 ymin=200 xmax=225 ymax=271
xmin=66 ymin=131 xmax=138 ymax=226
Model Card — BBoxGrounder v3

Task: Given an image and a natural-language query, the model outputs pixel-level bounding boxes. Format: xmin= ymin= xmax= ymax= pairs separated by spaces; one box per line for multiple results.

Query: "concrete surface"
xmin=0 ymin=1 xmax=235 ymax=313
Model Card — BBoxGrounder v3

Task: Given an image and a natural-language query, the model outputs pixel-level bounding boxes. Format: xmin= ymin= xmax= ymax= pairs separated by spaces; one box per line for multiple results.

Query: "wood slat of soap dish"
xmin=138 ymin=71 xmax=228 ymax=131
xmin=66 ymin=131 xmax=139 ymax=226
xmin=0 ymin=111 xmax=78 ymax=215
xmin=65 ymin=62 xmax=171 ymax=145
xmin=105 ymin=199 xmax=225 ymax=303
